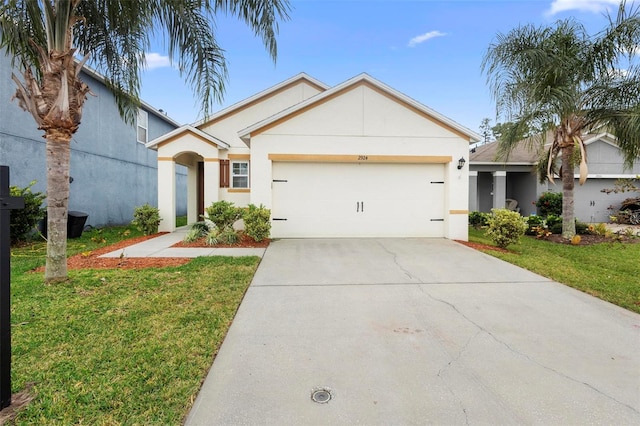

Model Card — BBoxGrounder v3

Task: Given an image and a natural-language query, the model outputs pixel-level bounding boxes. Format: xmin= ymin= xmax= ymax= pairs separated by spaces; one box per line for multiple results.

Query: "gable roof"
xmin=470 ymin=132 xmax=621 ymax=165
xmin=470 ymin=140 xmax=541 ymax=164
xmin=146 ymin=125 xmax=230 ymax=150
xmin=238 ymin=73 xmax=482 ymax=144
xmin=191 ymin=72 xmax=329 ymax=128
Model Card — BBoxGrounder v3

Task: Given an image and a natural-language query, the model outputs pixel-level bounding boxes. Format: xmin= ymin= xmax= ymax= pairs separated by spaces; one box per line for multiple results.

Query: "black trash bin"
xmin=67 ymin=211 xmax=88 ymax=239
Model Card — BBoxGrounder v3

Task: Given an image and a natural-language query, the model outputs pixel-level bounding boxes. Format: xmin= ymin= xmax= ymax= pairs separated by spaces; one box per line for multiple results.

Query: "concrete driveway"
xmin=185 ymin=238 xmax=640 ymax=425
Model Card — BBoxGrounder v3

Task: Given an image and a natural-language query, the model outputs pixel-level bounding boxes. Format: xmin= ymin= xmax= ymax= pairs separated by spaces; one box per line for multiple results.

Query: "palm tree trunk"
xmin=561 ymin=145 xmax=576 ymax=239
xmin=44 ymin=132 xmax=71 ymax=282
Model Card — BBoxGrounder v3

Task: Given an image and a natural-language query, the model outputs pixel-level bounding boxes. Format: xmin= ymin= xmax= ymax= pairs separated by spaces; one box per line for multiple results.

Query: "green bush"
xmin=132 ymin=204 xmax=161 ymax=235
xmin=206 ymin=225 xmax=239 ymax=245
xmin=545 ymin=214 xmax=562 ymax=234
xmin=205 ymin=201 xmax=242 ymax=230
xmin=525 ymin=215 xmax=544 ymax=235
xmin=9 ymin=181 xmax=46 ymax=243
xmin=183 ymin=221 xmax=214 ymax=243
xmin=536 ymin=192 xmax=562 ymax=217
xmin=469 ymin=211 xmax=490 ymax=228
xmin=576 ymin=220 xmax=589 ymax=235
xmin=243 ymin=204 xmax=271 ymax=242
xmin=485 ymin=208 xmax=528 ymax=249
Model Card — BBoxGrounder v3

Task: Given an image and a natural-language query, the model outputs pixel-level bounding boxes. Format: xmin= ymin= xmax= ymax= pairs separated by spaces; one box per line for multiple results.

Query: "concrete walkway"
xmin=99 ymin=227 xmax=266 ymax=258
xmin=185 ymin=238 xmax=640 ymax=425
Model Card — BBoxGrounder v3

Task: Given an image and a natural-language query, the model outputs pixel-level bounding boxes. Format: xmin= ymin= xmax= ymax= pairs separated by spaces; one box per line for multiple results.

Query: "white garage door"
xmin=271 ymin=162 xmax=446 ymax=237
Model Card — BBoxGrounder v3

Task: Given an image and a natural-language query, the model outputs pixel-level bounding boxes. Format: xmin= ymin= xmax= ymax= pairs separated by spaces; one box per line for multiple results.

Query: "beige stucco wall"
xmin=200 ymin=80 xmax=324 ymax=207
xmin=248 ymin=84 xmax=470 ymax=240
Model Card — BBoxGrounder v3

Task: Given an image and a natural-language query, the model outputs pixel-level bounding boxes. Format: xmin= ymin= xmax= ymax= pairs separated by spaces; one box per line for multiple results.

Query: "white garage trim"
xmin=268 ymin=153 xmax=452 ymax=164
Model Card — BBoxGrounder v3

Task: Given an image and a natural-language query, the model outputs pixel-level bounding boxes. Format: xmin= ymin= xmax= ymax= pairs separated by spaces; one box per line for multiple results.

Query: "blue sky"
xmin=139 ymin=0 xmax=627 ymax=134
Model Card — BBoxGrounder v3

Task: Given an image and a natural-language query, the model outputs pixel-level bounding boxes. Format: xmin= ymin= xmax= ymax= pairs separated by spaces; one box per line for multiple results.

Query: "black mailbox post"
xmin=0 ymin=166 xmax=24 ymax=409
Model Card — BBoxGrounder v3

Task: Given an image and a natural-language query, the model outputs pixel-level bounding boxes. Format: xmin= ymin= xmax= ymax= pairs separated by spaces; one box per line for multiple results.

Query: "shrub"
xmin=243 ymin=204 xmax=271 ymax=242
xmin=183 ymin=221 xmax=214 ymax=243
xmin=9 ymin=181 xmax=46 ymax=243
xmin=536 ymin=192 xmax=562 ymax=217
xmin=132 ymin=204 xmax=161 ymax=235
xmin=183 ymin=228 xmax=203 ymax=243
xmin=588 ymin=223 xmax=609 ymax=236
xmin=206 ymin=225 xmax=239 ymax=245
xmin=575 ymin=221 xmax=589 ymax=235
xmin=485 ymin=208 xmax=528 ymax=249
xmin=525 ymin=215 xmax=544 ymax=235
xmin=469 ymin=211 xmax=490 ymax=228
xmin=545 ymin=214 xmax=562 ymax=234
xmin=205 ymin=201 xmax=242 ymax=230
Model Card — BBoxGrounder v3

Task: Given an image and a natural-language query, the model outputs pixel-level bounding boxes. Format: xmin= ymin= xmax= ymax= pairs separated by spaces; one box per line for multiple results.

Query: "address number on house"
xmin=357 ymin=155 xmax=369 ymax=161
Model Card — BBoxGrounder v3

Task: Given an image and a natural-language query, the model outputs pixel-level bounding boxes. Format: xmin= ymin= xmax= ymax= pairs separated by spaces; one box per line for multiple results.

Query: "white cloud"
xmin=144 ymin=52 xmax=171 ymax=70
xmin=546 ymin=0 xmax=620 ymax=16
xmin=408 ymin=30 xmax=446 ymax=48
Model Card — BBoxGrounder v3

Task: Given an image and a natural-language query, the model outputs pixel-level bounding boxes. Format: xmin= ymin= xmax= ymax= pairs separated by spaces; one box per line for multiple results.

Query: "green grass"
xmin=469 ymin=227 xmax=640 ymax=314
xmin=9 ymin=225 xmax=260 ymax=424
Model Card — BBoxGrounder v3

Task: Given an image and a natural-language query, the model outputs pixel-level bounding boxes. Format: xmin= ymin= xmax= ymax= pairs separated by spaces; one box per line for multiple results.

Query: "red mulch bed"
xmin=457 ymin=231 xmax=639 ymax=253
xmin=455 ymin=240 xmax=511 ymax=253
xmin=172 ymin=232 xmax=270 ymax=248
xmin=33 ymin=232 xmax=270 ymax=272
xmin=34 ymin=233 xmax=191 ymax=271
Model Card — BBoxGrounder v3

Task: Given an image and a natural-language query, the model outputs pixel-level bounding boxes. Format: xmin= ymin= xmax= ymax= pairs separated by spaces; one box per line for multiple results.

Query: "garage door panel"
xmin=272 ymin=162 xmax=445 ymax=237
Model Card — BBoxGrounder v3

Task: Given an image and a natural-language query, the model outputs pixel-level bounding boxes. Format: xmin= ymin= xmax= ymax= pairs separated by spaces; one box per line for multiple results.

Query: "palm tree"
xmin=0 ymin=0 xmax=290 ymax=282
xmin=482 ymin=0 xmax=640 ymax=238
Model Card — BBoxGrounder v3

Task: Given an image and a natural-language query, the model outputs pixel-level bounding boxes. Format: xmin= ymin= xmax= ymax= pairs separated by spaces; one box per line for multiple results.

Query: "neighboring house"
xmin=469 ymin=133 xmax=640 ymax=222
xmin=147 ymin=73 xmax=481 ymax=241
xmin=0 ymin=50 xmax=187 ymax=228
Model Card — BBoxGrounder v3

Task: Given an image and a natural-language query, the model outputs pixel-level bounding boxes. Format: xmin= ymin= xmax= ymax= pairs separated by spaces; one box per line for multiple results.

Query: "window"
xmin=232 ymin=161 xmax=249 ymax=188
xmin=137 ymin=109 xmax=148 ymax=144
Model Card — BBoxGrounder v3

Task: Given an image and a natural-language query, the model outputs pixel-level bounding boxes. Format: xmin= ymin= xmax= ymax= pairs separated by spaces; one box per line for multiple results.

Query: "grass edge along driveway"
xmin=468 ymin=227 xmax=640 ymax=315
xmin=9 ymin=226 xmax=259 ymax=424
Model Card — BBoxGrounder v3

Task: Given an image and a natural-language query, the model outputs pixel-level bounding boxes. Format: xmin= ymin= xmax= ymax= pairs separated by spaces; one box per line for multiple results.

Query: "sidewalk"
xmin=99 ymin=227 xmax=267 ymax=259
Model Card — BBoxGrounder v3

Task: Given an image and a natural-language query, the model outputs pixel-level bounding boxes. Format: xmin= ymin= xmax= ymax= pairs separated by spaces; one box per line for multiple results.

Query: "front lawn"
xmin=7 ymin=226 xmax=259 ymax=424
xmin=468 ymin=227 xmax=640 ymax=314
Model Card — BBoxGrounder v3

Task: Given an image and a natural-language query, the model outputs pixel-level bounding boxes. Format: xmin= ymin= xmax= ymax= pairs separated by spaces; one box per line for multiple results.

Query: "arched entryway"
xmin=147 ymin=126 xmax=229 ymax=232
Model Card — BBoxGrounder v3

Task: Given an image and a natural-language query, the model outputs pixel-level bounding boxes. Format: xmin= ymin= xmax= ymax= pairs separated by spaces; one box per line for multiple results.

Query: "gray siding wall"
xmin=586 ymin=141 xmax=640 ymax=175
xmin=0 ymin=52 xmax=187 ymax=227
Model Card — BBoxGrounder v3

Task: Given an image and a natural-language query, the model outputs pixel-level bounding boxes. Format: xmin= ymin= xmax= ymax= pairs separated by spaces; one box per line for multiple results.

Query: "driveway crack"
xmin=376 ymin=240 xmax=422 ymax=283
xmin=424 ymin=290 xmax=640 ymax=416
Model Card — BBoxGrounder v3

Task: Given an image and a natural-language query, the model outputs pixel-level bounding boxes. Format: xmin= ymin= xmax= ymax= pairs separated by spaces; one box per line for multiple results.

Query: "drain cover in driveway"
xmin=311 ymin=388 xmax=332 ymax=404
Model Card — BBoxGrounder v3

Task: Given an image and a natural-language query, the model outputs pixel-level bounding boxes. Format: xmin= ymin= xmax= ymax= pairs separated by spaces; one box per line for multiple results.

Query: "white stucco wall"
xmin=248 ymin=83 xmax=470 ymax=240
xmin=200 ymin=79 xmax=325 ymax=207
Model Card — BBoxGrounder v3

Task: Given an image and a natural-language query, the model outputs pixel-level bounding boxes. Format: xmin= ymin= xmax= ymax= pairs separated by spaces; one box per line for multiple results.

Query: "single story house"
xmin=0 ymin=48 xmax=187 ymax=227
xmin=147 ymin=73 xmax=481 ymax=240
xmin=470 ymin=133 xmax=640 ymax=222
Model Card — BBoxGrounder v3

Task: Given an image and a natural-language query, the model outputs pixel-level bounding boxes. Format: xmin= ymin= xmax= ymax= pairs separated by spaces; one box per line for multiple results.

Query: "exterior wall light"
xmin=457 ymin=157 xmax=466 ymax=169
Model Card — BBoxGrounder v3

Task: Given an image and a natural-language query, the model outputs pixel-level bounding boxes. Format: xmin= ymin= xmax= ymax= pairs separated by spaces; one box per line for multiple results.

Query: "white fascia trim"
xmin=582 ymin=132 xmax=619 ymax=149
xmin=574 ymin=173 xmax=639 ymax=179
xmin=359 ymin=74 xmax=483 ymax=143
xmin=238 ymin=73 xmax=482 ymax=143
xmin=145 ymin=125 xmax=230 ymax=150
xmin=190 ymin=73 xmax=330 ymax=127
xmin=471 ymin=161 xmax=536 ymax=166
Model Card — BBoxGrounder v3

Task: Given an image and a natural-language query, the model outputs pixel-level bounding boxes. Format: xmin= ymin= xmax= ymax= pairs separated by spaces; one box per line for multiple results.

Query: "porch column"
xmin=469 ymin=171 xmax=478 ymax=212
xmin=203 ymin=158 xmax=220 ymax=210
xmin=158 ymin=158 xmax=176 ymax=232
xmin=492 ymin=171 xmax=507 ymax=210
xmin=186 ymin=164 xmax=198 ymax=225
